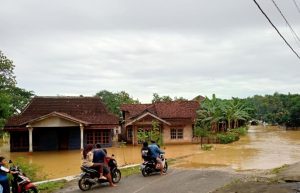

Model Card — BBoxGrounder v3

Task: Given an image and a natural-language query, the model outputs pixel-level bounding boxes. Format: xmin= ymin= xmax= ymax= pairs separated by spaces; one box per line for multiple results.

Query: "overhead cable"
xmin=253 ymin=0 xmax=300 ymax=60
xmin=271 ymin=0 xmax=300 ymax=44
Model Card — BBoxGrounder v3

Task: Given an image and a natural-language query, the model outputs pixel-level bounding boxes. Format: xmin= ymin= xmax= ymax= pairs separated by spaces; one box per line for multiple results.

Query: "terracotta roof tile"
xmin=5 ymin=96 xmax=119 ymax=127
xmin=121 ymin=101 xmax=200 ymax=121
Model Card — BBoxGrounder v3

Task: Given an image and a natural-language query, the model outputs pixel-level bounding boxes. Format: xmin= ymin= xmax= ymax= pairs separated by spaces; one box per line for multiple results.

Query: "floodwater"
xmin=0 ymin=125 xmax=300 ymax=179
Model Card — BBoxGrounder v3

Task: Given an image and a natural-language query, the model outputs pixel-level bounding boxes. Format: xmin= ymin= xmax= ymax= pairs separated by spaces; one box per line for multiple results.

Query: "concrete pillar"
xmin=80 ymin=124 xmax=84 ymax=149
xmin=28 ymin=126 xmax=33 ymax=152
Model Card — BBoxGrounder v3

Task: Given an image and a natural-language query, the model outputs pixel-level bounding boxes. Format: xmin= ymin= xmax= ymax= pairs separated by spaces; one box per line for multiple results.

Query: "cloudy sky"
xmin=1 ymin=0 xmax=300 ymax=102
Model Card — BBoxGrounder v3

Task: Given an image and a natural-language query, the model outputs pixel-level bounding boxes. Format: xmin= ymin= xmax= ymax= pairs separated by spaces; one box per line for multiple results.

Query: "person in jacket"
xmin=148 ymin=140 xmax=165 ymax=175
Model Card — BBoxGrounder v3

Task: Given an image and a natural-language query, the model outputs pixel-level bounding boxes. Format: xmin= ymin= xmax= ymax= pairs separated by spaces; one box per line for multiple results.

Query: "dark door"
xmin=58 ymin=129 xmax=69 ymax=150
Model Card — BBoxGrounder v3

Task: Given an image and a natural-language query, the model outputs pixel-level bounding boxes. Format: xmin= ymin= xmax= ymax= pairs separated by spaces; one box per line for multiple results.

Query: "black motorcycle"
xmin=78 ymin=155 xmax=121 ymax=191
xmin=141 ymin=154 xmax=168 ymax=177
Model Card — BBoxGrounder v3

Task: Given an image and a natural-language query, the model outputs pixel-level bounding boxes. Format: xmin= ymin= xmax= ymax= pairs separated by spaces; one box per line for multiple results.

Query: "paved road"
xmin=55 ymin=169 xmax=242 ymax=193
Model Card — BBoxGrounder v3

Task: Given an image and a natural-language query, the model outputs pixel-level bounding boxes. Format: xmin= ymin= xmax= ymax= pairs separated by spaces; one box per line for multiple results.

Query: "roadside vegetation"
xmin=37 ymin=180 xmax=67 ymax=193
xmin=194 ymin=94 xmax=252 ymax=145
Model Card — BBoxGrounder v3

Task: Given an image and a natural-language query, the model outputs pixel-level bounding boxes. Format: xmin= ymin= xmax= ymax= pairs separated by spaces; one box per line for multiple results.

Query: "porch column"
xmin=80 ymin=124 xmax=84 ymax=150
xmin=27 ymin=125 xmax=33 ymax=152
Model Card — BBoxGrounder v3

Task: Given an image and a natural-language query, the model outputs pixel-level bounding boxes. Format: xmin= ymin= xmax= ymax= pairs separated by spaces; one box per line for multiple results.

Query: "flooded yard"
xmin=1 ymin=125 xmax=300 ymax=179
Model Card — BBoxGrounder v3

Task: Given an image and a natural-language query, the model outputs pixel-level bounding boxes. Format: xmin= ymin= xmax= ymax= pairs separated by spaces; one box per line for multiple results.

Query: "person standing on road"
xmin=148 ymin=140 xmax=165 ymax=175
xmin=93 ymin=143 xmax=116 ymax=187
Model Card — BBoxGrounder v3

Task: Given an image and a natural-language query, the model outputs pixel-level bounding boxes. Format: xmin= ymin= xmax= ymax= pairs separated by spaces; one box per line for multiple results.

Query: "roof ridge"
xmin=34 ymin=96 xmax=98 ymax=99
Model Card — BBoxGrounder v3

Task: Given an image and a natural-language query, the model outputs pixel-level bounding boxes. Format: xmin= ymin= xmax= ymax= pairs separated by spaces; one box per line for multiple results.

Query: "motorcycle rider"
xmin=0 ymin=156 xmax=16 ymax=193
xmin=82 ymin=144 xmax=106 ymax=180
xmin=141 ymin=141 xmax=150 ymax=161
xmin=148 ymin=140 xmax=165 ymax=175
xmin=93 ymin=143 xmax=116 ymax=187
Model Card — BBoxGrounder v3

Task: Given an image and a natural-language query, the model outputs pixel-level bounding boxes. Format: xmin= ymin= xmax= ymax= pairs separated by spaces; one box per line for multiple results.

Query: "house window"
xmin=127 ymin=128 xmax=133 ymax=139
xmin=86 ymin=130 xmax=111 ymax=145
xmin=170 ymin=128 xmax=183 ymax=140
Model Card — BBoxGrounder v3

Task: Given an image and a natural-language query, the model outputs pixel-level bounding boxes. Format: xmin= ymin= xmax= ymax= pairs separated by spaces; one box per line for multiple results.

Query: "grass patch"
xmin=37 ymin=180 xmax=67 ymax=193
xmin=271 ymin=164 xmax=288 ymax=174
xmin=120 ymin=165 xmax=141 ymax=177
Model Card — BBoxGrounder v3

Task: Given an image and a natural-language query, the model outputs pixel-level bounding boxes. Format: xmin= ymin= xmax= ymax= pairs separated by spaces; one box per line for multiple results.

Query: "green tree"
xmin=137 ymin=121 xmax=163 ymax=146
xmin=152 ymin=93 xmax=173 ymax=103
xmin=0 ymin=50 xmax=34 ymax=129
xmin=95 ymin=90 xmax=140 ymax=115
xmin=0 ymin=50 xmax=16 ymax=90
xmin=194 ymin=126 xmax=209 ymax=147
xmin=197 ymin=94 xmax=225 ymax=132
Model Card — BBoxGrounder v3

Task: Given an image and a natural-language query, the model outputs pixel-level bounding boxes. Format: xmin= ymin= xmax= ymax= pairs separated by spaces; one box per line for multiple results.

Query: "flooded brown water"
xmin=0 ymin=125 xmax=300 ymax=179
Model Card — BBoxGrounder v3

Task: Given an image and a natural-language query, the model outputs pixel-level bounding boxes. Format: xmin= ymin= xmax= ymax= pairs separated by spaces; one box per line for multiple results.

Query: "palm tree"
xmin=197 ymin=94 xmax=225 ymax=132
xmin=224 ymin=98 xmax=252 ymax=129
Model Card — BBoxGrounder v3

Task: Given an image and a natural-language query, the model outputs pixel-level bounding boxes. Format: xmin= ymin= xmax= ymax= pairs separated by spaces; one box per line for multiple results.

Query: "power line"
xmin=253 ymin=0 xmax=300 ymax=60
xmin=292 ymin=0 xmax=300 ymax=14
xmin=271 ymin=0 xmax=300 ymax=44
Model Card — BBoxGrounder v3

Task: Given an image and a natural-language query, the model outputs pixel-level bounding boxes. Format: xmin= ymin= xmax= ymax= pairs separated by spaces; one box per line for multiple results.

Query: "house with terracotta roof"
xmin=120 ymin=101 xmax=200 ymax=145
xmin=4 ymin=96 xmax=119 ymax=152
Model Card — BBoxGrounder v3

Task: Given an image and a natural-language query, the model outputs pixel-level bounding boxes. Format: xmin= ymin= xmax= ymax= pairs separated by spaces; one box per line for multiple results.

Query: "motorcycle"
xmin=78 ymin=154 xmax=121 ymax=191
xmin=141 ymin=154 xmax=168 ymax=177
xmin=9 ymin=160 xmax=38 ymax=193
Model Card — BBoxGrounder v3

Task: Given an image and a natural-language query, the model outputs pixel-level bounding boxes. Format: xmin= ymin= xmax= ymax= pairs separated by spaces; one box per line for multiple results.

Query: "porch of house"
xmin=9 ymin=128 xmax=113 ymax=152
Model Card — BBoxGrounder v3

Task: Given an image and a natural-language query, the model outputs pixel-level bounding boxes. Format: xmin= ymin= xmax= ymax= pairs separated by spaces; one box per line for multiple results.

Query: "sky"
xmin=1 ymin=0 xmax=300 ymax=103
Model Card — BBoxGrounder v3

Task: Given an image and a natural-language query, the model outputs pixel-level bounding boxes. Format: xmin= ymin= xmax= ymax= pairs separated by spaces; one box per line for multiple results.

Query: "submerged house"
xmin=4 ymin=96 xmax=119 ymax=152
xmin=120 ymin=101 xmax=200 ymax=145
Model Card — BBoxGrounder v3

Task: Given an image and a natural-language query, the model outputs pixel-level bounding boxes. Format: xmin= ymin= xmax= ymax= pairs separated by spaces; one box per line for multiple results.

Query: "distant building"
xmin=4 ymin=96 xmax=119 ymax=152
xmin=120 ymin=101 xmax=200 ymax=145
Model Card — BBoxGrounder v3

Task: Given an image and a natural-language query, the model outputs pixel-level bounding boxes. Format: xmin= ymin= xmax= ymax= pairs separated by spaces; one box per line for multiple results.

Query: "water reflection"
xmin=0 ymin=126 xmax=300 ymax=179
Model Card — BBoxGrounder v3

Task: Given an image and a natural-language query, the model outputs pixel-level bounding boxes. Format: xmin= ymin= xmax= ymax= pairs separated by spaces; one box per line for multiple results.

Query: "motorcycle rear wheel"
xmin=24 ymin=187 xmax=38 ymax=193
xmin=112 ymin=169 xmax=121 ymax=183
xmin=78 ymin=176 xmax=92 ymax=191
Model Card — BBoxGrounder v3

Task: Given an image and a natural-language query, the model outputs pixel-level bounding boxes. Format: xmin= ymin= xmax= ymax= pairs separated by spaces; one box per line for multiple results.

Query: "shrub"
xmin=217 ymin=132 xmax=239 ymax=144
xmin=201 ymin=144 xmax=213 ymax=151
xmin=231 ymin=127 xmax=247 ymax=136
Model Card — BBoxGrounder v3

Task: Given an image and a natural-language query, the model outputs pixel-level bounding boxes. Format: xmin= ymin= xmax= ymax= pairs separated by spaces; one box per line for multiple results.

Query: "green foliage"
xmin=95 ymin=90 xmax=140 ymax=115
xmin=0 ymin=51 xmax=16 ymax=89
xmin=137 ymin=121 xmax=163 ymax=146
xmin=194 ymin=126 xmax=209 ymax=138
xmin=120 ymin=165 xmax=140 ymax=177
xmin=0 ymin=50 xmax=34 ymax=129
xmin=271 ymin=164 xmax=288 ymax=174
xmin=13 ymin=157 xmax=46 ymax=181
xmin=196 ymin=94 xmax=252 ymax=132
xmin=37 ymin=180 xmax=67 ymax=193
xmin=152 ymin=93 xmax=173 ymax=103
xmin=201 ymin=144 xmax=213 ymax=151
xmin=151 ymin=93 xmax=188 ymax=103
xmin=245 ymin=93 xmax=300 ymax=127
xmin=0 ymin=92 xmax=12 ymax=128
xmin=231 ymin=127 xmax=248 ymax=136
xmin=217 ymin=132 xmax=239 ymax=144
